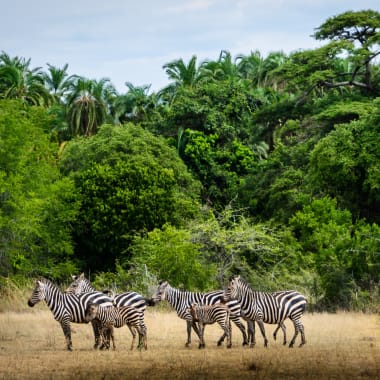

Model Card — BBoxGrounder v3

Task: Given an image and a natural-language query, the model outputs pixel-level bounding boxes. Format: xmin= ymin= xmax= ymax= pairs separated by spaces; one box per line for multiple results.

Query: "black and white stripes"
xmin=27 ymin=278 xmax=113 ymax=350
xmin=188 ymin=303 xmax=231 ymax=349
xmin=151 ymin=280 xmax=248 ymax=347
xmin=223 ymin=275 xmax=307 ymax=347
xmin=85 ymin=303 xmax=147 ymax=350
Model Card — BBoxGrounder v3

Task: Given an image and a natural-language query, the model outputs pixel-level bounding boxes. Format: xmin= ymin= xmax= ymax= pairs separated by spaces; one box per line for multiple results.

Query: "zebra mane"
xmin=37 ymin=277 xmax=61 ymax=291
xmin=230 ymin=275 xmax=254 ymax=290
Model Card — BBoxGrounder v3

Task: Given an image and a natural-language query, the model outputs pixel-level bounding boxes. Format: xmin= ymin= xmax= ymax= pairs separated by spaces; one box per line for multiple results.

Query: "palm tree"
xmin=43 ymin=63 xmax=75 ymax=103
xmin=236 ymin=50 xmax=288 ymax=88
xmin=0 ymin=51 xmax=52 ymax=106
xmin=112 ymin=82 xmax=154 ymax=124
xmin=200 ymin=50 xmax=240 ymax=83
xmin=66 ymin=77 xmax=115 ymax=137
xmin=163 ymin=55 xmax=201 ymax=88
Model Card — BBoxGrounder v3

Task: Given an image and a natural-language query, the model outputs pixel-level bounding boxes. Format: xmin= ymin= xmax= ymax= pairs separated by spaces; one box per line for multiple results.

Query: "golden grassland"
xmin=0 ymin=304 xmax=379 ymax=380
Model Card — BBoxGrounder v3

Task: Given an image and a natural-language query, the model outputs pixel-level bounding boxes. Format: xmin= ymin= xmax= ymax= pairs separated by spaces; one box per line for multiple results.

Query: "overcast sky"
xmin=2 ymin=0 xmax=379 ymax=93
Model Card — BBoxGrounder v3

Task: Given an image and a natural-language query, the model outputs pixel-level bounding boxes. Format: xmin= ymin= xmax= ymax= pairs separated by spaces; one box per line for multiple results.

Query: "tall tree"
xmin=313 ymin=9 xmax=380 ymax=92
xmin=66 ymin=77 xmax=115 ymax=137
xmin=43 ymin=63 xmax=75 ymax=103
xmin=0 ymin=52 xmax=52 ymax=106
xmin=111 ymin=82 xmax=154 ymax=124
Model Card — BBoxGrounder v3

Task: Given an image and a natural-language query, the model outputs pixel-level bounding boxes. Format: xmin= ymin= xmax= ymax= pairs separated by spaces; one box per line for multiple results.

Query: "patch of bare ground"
xmin=0 ymin=306 xmax=379 ymax=379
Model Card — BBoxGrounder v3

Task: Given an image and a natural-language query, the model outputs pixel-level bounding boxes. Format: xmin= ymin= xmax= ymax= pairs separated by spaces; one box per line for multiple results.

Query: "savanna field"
xmin=0 ymin=303 xmax=379 ymax=380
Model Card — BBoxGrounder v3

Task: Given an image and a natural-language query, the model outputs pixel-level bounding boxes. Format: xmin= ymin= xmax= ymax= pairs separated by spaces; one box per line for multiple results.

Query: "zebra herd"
xmin=27 ymin=274 xmax=307 ymax=351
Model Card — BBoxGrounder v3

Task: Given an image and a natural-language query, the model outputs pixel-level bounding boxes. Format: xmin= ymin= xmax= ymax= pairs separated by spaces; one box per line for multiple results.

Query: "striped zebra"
xmin=65 ymin=273 xmax=152 ymax=345
xmin=188 ymin=303 xmax=231 ymax=349
xmin=151 ymin=280 xmax=248 ymax=347
xmin=27 ymin=278 xmax=114 ymax=351
xmin=85 ymin=303 xmax=147 ymax=350
xmin=65 ymin=273 xmax=152 ymax=310
xmin=223 ymin=275 xmax=307 ymax=348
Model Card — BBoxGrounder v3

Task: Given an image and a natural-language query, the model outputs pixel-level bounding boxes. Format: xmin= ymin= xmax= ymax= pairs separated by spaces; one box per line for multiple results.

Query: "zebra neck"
xmin=45 ymin=288 xmax=65 ymax=313
xmin=83 ymin=281 xmax=96 ymax=292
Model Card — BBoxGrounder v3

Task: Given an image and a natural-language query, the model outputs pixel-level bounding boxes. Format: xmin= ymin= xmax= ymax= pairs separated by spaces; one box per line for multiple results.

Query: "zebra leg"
xmin=137 ymin=326 xmax=148 ymax=350
xmin=187 ymin=320 xmax=201 ymax=347
xmin=247 ymin=320 xmax=256 ymax=348
xmin=231 ymin=315 xmax=248 ymax=346
xmin=185 ymin=320 xmax=192 ymax=347
xmin=127 ymin=324 xmax=137 ymax=350
xmin=256 ymin=319 xmax=269 ymax=347
xmin=225 ymin=321 xmax=232 ymax=348
xmin=91 ymin=319 xmax=102 ymax=349
xmin=217 ymin=331 xmax=226 ymax=346
xmin=289 ymin=318 xmax=306 ymax=348
xmin=60 ymin=321 xmax=72 ymax=351
xmin=299 ymin=323 xmax=306 ymax=347
xmin=273 ymin=322 xmax=287 ymax=345
xmin=198 ymin=323 xmax=205 ymax=349
xmin=288 ymin=318 xmax=303 ymax=348
xmin=100 ymin=326 xmax=111 ymax=350
xmin=109 ymin=325 xmax=116 ymax=350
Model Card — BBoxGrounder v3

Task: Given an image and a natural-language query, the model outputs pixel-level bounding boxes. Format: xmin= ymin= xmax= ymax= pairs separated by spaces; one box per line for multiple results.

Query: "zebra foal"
xmin=85 ymin=303 xmax=147 ymax=350
xmin=224 ymin=275 xmax=307 ymax=348
xmin=188 ymin=303 xmax=231 ymax=349
xmin=65 ymin=273 xmax=153 ymax=346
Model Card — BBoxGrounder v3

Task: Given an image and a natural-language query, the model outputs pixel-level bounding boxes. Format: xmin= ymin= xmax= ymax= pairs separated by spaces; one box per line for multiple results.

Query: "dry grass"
xmin=0 ymin=305 xmax=379 ymax=379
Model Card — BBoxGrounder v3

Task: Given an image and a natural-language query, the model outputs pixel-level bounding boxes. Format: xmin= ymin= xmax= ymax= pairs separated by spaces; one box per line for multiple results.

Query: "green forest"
xmin=1 ymin=10 xmax=380 ymax=312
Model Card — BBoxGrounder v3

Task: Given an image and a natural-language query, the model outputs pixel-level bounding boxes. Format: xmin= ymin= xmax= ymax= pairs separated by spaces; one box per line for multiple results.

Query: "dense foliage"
xmin=1 ymin=10 xmax=380 ymax=311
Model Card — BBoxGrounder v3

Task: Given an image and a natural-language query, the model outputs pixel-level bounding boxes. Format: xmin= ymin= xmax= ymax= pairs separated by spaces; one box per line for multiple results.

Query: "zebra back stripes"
xmin=85 ymin=303 xmax=147 ymax=350
xmin=188 ymin=303 xmax=231 ymax=349
xmin=224 ymin=275 xmax=307 ymax=347
xmin=28 ymin=278 xmax=113 ymax=350
xmin=151 ymin=280 xmax=248 ymax=347
xmin=65 ymin=273 xmax=151 ymax=312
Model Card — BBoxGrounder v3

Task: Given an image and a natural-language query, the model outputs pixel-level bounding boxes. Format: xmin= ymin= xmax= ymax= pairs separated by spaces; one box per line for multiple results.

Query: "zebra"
xmin=27 ymin=278 xmax=114 ymax=351
xmin=65 ymin=273 xmax=153 ymax=311
xmin=223 ymin=275 xmax=307 ymax=348
xmin=187 ymin=303 xmax=231 ymax=349
xmin=85 ymin=303 xmax=147 ymax=350
xmin=246 ymin=293 xmax=291 ymax=347
xmin=150 ymin=280 xmax=248 ymax=347
xmin=65 ymin=273 xmax=153 ymax=345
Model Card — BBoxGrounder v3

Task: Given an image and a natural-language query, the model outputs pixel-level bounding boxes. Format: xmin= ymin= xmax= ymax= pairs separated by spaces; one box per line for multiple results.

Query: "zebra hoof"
xmin=227 ymin=344 xmax=232 ymax=349
xmin=217 ymin=341 xmax=223 ymax=346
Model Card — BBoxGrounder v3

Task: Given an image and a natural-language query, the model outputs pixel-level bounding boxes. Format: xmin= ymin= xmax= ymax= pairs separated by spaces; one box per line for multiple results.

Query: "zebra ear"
xmin=37 ymin=280 xmax=44 ymax=287
xmin=236 ymin=275 xmax=240 ymax=280
xmin=79 ymin=273 xmax=85 ymax=280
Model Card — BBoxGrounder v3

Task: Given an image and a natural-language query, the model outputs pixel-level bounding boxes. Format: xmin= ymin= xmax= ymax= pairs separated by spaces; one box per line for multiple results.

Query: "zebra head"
xmin=28 ymin=279 xmax=48 ymax=307
xmin=64 ymin=273 xmax=86 ymax=295
xmin=151 ymin=280 xmax=169 ymax=303
xmin=84 ymin=303 xmax=99 ymax=322
xmin=223 ymin=275 xmax=241 ymax=302
xmin=188 ymin=303 xmax=199 ymax=322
